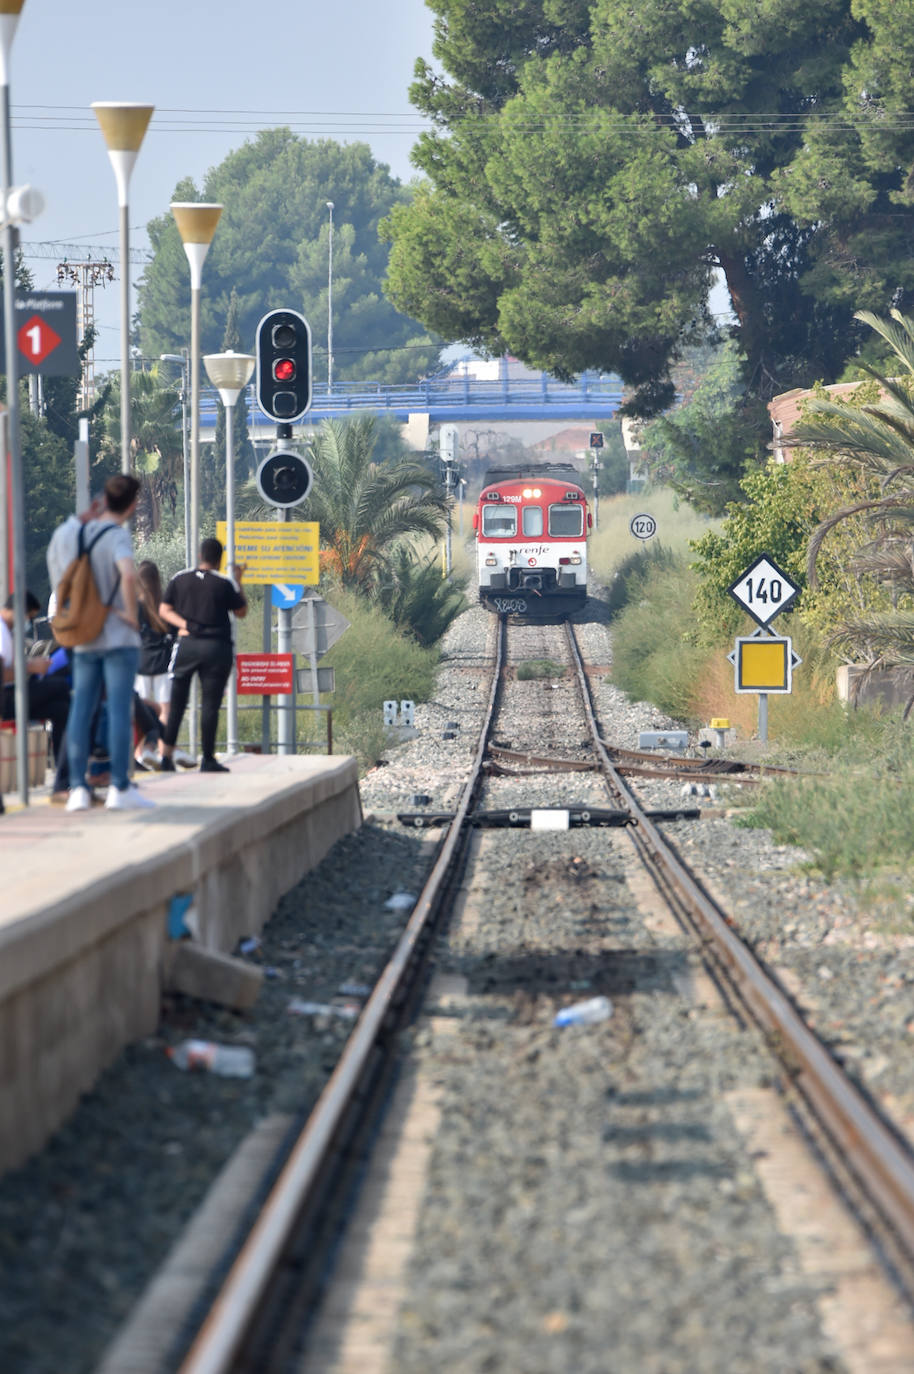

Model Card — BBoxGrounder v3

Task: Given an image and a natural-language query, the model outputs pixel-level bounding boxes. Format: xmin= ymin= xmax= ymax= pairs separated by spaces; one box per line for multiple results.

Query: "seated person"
xmin=0 ymin=592 xmax=71 ymax=775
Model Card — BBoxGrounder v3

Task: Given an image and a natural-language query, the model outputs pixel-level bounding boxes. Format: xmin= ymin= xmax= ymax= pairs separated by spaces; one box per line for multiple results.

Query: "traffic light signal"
xmin=255 ymin=448 xmax=313 ymax=509
xmin=255 ymin=308 xmax=312 ymax=421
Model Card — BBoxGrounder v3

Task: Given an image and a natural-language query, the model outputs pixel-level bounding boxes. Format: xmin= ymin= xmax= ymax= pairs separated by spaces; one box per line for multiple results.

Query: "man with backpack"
xmin=47 ymin=473 xmax=155 ymax=813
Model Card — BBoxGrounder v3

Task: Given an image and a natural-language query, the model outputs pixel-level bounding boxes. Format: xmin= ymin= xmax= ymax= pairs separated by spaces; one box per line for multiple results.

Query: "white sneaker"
xmin=105 ymin=783 xmax=157 ymax=811
xmin=172 ymin=749 xmax=197 ymax=769
xmin=140 ymin=748 xmax=160 ymax=767
xmin=65 ymin=785 xmax=91 ymax=812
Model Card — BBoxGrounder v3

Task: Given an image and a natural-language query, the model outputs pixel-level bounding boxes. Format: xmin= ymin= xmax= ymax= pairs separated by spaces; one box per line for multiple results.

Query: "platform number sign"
xmin=0 ymin=292 xmax=79 ymax=376
xmin=727 ymin=553 xmax=799 ymax=628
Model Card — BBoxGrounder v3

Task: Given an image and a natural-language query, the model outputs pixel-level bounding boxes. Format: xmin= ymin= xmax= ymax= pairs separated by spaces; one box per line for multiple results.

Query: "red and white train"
xmin=473 ymin=463 xmax=591 ymax=619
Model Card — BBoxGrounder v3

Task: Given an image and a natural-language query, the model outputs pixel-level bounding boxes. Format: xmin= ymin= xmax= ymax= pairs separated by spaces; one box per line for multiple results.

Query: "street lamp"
xmin=170 ymin=201 xmax=222 ymax=563
xmin=326 ymin=200 xmax=333 ymax=392
xmin=160 ymin=352 xmax=190 ymax=568
xmin=0 ymin=0 xmax=29 ymax=804
xmin=203 ymin=349 xmax=255 ymax=755
xmin=91 ymin=102 xmax=154 ymax=475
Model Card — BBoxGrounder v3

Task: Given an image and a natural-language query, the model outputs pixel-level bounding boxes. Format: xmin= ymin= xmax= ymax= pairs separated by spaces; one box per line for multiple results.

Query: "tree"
xmin=302 ymin=416 xmax=448 ymax=592
xmin=641 ymin=342 xmax=768 ymax=514
xmin=373 ymin=546 xmax=468 ymax=646
xmin=383 ymin=0 xmax=914 ymax=417
xmin=138 ymin=132 xmax=442 ymax=385
xmin=784 ymin=310 xmax=914 ymax=664
xmin=211 ymin=287 xmax=256 ymax=507
xmin=95 ymin=368 xmax=184 ymax=536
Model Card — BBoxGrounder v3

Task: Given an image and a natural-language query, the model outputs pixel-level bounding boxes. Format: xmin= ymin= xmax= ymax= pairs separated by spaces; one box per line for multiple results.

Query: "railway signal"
xmin=255 ymin=308 xmax=312 ymax=421
xmin=255 ymin=448 xmax=313 ymax=508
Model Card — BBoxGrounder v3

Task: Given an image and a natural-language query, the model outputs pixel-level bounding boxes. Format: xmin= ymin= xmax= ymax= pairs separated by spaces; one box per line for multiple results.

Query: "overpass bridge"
xmin=198 ymin=370 xmax=625 ymax=440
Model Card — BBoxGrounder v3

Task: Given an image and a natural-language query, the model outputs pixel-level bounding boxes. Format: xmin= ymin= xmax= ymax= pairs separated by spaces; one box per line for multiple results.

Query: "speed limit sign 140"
xmin=727 ymin=553 xmax=799 ymax=627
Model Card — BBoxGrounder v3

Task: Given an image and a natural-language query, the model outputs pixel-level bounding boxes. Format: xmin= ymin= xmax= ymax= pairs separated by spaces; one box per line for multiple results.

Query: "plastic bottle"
xmin=167 ymin=1039 xmax=255 ymax=1077
xmin=553 ymin=995 xmax=613 ymax=1028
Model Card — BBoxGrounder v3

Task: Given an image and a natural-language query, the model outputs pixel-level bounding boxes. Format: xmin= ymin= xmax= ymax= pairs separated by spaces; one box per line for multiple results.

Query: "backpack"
xmin=51 ymin=524 xmax=120 ymax=648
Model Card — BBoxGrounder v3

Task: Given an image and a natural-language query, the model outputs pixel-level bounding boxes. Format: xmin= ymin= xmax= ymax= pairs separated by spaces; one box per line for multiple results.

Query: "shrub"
xmin=610 ymin=557 xmax=705 ymax=720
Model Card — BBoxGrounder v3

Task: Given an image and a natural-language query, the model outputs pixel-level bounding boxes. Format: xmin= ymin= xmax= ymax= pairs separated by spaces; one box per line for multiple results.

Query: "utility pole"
xmin=56 ymin=258 xmax=115 ymax=409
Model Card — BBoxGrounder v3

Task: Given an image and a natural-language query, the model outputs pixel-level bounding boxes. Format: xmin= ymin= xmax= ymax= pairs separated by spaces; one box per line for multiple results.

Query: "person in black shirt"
xmin=158 ymin=537 xmax=247 ymax=772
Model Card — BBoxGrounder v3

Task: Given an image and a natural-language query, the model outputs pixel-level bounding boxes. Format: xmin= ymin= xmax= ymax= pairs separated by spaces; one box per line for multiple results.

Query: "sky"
xmin=8 ymin=0 xmax=437 ymax=367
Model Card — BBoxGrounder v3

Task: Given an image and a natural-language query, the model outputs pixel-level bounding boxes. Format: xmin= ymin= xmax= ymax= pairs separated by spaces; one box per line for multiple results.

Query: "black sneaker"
xmin=200 ymin=757 xmax=229 ymax=773
xmin=159 ymin=754 xmax=177 ymax=772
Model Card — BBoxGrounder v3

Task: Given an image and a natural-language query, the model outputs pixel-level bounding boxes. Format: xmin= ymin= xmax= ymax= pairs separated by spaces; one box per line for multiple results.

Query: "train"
xmin=473 ymin=463 xmax=591 ymax=619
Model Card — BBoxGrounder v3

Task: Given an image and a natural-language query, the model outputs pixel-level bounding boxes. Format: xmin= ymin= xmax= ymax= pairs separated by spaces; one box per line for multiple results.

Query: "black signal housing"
xmin=255 ymin=309 xmax=312 ymax=421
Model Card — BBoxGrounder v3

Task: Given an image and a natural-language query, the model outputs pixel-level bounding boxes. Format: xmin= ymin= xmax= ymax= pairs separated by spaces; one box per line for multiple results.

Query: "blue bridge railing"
xmin=197 ymin=370 xmax=624 ymax=433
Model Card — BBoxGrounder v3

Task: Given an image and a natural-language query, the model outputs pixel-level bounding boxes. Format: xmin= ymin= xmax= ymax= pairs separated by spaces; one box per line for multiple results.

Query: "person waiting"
xmin=1 ymin=591 xmax=71 ymax=781
xmin=158 ymin=537 xmax=247 ymax=773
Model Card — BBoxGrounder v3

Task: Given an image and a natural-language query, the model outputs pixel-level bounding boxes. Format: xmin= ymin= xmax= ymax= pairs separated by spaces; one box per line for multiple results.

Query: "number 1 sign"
xmin=727 ymin=553 xmax=799 ymax=627
xmin=0 ymin=292 xmax=79 ymax=376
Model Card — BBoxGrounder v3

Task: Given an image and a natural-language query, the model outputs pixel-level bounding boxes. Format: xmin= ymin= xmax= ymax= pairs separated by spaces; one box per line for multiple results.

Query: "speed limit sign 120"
xmin=630 ymin=512 xmax=657 ymax=540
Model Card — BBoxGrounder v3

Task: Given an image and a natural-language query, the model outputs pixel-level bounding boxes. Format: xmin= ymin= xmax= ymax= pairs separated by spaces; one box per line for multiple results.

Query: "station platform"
xmin=0 ymin=754 xmax=362 ymax=1173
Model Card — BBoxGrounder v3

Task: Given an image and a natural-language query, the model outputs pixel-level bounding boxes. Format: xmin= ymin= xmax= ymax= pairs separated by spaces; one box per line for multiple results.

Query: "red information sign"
xmin=236 ymin=653 xmax=294 ymax=695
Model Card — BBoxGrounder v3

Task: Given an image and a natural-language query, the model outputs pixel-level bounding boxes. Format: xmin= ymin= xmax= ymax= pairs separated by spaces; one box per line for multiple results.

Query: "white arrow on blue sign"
xmin=271 ymin=583 xmax=306 ymax=609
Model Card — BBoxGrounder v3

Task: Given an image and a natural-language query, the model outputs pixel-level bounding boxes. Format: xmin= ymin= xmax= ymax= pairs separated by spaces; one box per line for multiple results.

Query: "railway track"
xmin=142 ymin=611 xmax=914 ymax=1372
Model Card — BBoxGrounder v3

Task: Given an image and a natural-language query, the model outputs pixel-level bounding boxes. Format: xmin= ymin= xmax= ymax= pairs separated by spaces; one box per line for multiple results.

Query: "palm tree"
xmin=303 ymin=416 xmax=448 ymax=592
xmin=99 ymin=367 xmax=185 ymax=535
xmin=787 ymin=309 xmax=914 ymax=664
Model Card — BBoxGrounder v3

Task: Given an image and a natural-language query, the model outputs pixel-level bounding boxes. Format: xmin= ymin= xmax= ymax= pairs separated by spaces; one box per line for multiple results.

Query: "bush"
xmin=610 ymin=557 xmax=705 ymax=720
xmin=372 ymin=546 xmax=468 ymax=646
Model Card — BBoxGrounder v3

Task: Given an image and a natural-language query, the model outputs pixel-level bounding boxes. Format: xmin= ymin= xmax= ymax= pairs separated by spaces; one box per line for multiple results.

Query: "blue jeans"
xmin=67 ymin=647 xmax=139 ymax=792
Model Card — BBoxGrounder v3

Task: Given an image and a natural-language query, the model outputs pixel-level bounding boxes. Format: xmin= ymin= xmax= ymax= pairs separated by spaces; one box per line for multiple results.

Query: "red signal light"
xmin=273 ymin=358 xmax=296 ymax=382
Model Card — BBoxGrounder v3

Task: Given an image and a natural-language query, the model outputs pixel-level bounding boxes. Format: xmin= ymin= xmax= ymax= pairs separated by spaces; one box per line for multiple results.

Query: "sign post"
xmin=727 ymin=554 xmax=801 ymax=741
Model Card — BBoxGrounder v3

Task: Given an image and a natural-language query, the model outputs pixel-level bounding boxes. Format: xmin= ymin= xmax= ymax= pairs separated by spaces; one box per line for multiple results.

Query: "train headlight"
xmin=570 ymin=555 xmax=582 ymax=565
xmin=485 ymin=556 xmax=497 ymax=566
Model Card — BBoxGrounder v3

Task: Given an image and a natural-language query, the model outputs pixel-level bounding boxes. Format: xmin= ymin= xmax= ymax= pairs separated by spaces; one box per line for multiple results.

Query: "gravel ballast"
xmin=1 ymin=596 xmax=912 ymax=1372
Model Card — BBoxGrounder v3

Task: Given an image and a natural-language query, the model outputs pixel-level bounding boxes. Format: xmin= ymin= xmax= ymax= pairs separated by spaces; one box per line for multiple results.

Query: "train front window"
xmin=549 ymin=504 xmax=584 ymax=537
xmin=482 ymin=504 xmax=517 ymax=537
xmin=522 ymin=506 xmax=543 ymax=536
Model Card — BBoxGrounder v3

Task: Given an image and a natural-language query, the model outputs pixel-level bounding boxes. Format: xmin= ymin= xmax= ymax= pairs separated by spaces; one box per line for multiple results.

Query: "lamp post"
xmin=160 ymin=351 xmax=190 ymax=569
xmin=326 ymin=200 xmax=334 ymax=392
xmin=170 ymin=202 xmax=222 ymax=563
xmin=203 ymin=349 xmax=254 ymax=755
xmin=91 ymin=102 xmax=154 ymax=475
xmin=0 ymin=0 xmax=29 ymax=804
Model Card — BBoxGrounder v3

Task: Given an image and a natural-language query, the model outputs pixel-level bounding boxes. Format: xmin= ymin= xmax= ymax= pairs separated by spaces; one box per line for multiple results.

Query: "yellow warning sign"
xmin=216 ymin=521 xmax=319 ymax=586
xmin=732 ymin=636 xmax=794 ymax=693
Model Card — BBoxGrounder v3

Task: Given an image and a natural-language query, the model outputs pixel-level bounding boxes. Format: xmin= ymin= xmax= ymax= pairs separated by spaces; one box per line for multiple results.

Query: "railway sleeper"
xmin=397 ymin=806 xmax=703 ymax=829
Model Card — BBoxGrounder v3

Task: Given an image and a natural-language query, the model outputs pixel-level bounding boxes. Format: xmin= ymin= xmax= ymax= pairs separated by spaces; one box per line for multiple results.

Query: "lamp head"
xmin=92 ymin=103 xmax=154 ymax=205
xmin=204 ymin=350 xmax=256 ymax=406
xmin=171 ymin=203 xmax=223 ymax=288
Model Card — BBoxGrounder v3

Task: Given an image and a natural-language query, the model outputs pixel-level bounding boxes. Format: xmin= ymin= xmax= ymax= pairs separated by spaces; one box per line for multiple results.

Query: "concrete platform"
xmin=0 ymin=754 xmax=362 ymax=1174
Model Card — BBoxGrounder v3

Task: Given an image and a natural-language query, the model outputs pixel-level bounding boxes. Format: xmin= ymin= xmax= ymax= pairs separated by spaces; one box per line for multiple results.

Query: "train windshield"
xmin=549 ymin=504 xmax=584 ymax=537
xmin=522 ymin=506 xmax=543 ymax=536
xmin=482 ymin=504 xmax=517 ymax=536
